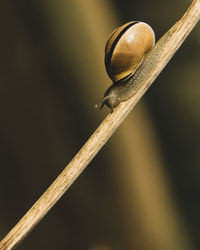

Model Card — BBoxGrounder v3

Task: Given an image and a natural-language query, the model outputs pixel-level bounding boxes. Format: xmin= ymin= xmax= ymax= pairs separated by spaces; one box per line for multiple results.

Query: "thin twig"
xmin=0 ymin=0 xmax=200 ymax=249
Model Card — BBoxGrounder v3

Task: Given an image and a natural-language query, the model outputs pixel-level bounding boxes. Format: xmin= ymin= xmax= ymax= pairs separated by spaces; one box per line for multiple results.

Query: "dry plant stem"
xmin=0 ymin=1 xmax=200 ymax=249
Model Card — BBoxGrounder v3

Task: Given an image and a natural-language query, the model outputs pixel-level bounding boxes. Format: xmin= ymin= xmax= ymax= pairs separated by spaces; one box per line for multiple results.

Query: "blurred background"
xmin=0 ymin=0 xmax=200 ymax=249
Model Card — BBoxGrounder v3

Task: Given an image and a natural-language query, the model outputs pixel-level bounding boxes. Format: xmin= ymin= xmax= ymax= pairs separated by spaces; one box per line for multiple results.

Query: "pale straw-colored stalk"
xmin=0 ymin=0 xmax=200 ymax=249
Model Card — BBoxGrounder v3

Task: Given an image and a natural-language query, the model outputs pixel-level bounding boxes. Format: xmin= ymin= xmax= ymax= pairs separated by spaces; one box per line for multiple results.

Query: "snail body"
xmin=101 ymin=21 xmax=155 ymax=111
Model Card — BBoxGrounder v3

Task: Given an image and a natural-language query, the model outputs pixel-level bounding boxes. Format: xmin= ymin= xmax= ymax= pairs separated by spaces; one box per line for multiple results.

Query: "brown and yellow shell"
xmin=105 ymin=21 xmax=155 ymax=82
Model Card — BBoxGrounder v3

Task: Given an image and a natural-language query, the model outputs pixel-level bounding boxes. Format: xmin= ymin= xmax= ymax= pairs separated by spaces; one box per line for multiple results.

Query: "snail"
xmin=99 ymin=21 xmax=155 ymax=112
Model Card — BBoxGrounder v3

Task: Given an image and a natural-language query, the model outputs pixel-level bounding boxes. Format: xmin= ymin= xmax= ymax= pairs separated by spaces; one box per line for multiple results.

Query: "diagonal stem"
xmin=0 ymin=0 xmax=200 ymax=249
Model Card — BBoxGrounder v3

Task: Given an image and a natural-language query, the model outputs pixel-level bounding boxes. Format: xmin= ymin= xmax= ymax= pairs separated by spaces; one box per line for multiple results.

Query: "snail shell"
xmin=105 ymin=21 xmax=155 ymax=83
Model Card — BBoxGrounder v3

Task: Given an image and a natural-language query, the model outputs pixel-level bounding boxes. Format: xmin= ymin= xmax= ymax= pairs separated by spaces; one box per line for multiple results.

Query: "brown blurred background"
xmin=0 ymin=0 xmax=200 ymax=249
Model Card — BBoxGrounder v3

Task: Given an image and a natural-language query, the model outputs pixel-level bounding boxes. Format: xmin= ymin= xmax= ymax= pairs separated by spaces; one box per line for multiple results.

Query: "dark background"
xmin=0 ymin=1 xmax=200 ymax=249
